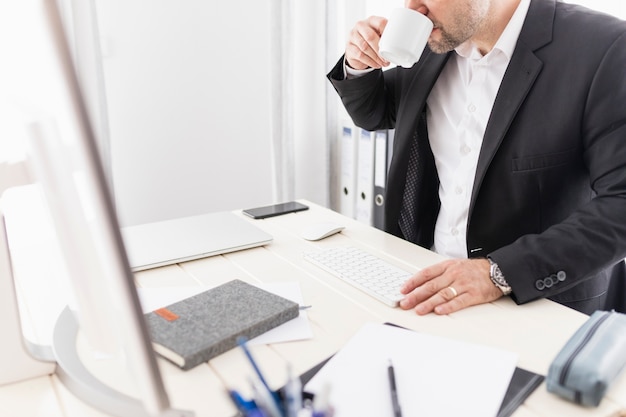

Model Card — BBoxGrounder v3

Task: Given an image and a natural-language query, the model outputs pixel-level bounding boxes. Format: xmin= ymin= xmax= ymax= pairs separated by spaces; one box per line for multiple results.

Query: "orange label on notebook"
xmin=155 ymin=308 xmax=179 ymax=322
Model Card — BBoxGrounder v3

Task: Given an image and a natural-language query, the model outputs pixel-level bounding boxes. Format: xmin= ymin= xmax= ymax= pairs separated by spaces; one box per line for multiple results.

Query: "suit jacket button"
xmin=557 ymin=271 xmax=566 ymax=281
xmin=536 ymin=279 xmax=546 ymax=290
xmin=550 ymin=274 xmax=559 ymax=286
xmin=543 ymin=277 xmax=554 ymax=288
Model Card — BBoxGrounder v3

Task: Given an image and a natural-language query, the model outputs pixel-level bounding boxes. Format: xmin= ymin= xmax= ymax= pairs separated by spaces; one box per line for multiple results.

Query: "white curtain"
xmin=270 ymin=1 xmax=330 ymax=207
xmin=59 ymin=0 xmax=113 ymax=194
xmin=269 ymin=0 xmax=295 ymax=203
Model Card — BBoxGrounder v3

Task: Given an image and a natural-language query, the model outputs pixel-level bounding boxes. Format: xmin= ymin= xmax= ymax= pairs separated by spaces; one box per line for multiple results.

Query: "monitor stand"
xmin=0 ymin=213 xmax=55 ymax=386
xmin=0 ymin=213 xmax=192 ymax=417
xmin=53 ymin=307 xmax=192 ymax=417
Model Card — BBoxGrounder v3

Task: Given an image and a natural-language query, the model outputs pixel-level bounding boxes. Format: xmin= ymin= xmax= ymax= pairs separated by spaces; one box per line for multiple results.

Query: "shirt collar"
xmin=455 ymin=0 xmax=531 ymax=61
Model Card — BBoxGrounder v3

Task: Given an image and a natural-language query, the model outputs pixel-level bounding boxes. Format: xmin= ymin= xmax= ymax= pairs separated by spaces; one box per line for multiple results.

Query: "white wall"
xmin=94 ymin=1 xmax=276 ymax=226
xmin=292 ymin=2 xmax=329 ymax=210
xmin=97 ymin=1 xmax=331 ymax=227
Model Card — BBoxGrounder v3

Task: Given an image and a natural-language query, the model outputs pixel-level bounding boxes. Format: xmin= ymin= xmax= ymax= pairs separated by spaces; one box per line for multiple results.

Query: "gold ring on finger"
xmin=447 ymin=286 xmax=458 ymax=298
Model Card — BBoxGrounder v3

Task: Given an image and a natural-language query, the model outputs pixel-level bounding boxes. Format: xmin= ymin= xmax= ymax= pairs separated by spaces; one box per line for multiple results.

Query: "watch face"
xmin=489 ymin=260 xmax=511 ymax=294
xmin=495 ymin=274 xmax=506 ymax=285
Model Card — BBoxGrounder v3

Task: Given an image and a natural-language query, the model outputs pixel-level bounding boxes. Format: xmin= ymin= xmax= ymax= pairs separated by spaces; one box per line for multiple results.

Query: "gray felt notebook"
xmin=144 ymin=279 xmax=299 ymax=370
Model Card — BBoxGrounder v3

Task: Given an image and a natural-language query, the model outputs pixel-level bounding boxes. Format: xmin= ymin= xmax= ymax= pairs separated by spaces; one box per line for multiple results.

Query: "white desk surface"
xmin=2 ymin=195 xmax=626 ymax=417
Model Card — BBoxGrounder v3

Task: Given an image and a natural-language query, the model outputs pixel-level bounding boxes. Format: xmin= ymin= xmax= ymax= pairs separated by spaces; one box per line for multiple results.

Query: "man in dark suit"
xmin=328 ymin=0 xmax=626 ymax=315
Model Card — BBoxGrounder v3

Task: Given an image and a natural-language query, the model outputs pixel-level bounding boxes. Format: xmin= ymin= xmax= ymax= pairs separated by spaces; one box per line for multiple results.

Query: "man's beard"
xmin=426 ymin=2 xmax=489 ymax=55
xmin=428 ymin=26 xmax=469 ymax=54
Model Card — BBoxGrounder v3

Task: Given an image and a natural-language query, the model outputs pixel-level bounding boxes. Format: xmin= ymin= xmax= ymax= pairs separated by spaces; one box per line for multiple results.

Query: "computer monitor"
xmin=19 ymin=1 xmax=192 ymax=416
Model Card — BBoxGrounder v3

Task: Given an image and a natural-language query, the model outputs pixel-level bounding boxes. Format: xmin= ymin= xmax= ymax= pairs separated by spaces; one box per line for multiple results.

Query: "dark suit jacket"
xmin=328 ymin=0 xmax=626 ymax=314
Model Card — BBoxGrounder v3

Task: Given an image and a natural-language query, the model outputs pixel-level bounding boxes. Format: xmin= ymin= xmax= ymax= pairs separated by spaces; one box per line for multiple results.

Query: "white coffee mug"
xmin=379 ymin=8 xmax=434 ymax=68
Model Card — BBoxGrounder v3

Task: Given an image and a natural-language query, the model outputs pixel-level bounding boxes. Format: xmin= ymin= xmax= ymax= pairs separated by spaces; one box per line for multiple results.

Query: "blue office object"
xmin=228 ymin=389 xmax=258 ymax=412
xmin=238 ymin=337 xmax=284 ymax=416
xmin=245 ymin=409 xmax=269 ymax=417
xmin=250 ymin=376 xmax=283 ymax=417
xmin=237 ymin=337 xmax=272 ymax=390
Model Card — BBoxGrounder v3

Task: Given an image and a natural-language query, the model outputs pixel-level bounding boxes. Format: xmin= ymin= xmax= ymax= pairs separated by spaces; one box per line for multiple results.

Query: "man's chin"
xmin=427 ymin=36 xmax=457 ymax=54
xmin=427 ymin=41 xmax=451 ymax=54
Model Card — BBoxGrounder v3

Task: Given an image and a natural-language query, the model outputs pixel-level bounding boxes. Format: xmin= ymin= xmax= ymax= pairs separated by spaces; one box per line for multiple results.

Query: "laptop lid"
xmin=121 ymin=211 xmax=273 ymax=271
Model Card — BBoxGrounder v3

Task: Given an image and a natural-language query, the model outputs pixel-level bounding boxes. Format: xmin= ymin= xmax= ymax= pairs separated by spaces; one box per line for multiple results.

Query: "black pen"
xmin=388 ymin=359 xmax=403 ymax=417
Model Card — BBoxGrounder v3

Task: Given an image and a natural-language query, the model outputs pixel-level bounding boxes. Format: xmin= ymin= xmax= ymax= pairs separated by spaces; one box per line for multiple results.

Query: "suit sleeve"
xmin=327 ymin=55 xmax=398 ymax=131
xmin=491 ymin=31 xmax=626 ymax=306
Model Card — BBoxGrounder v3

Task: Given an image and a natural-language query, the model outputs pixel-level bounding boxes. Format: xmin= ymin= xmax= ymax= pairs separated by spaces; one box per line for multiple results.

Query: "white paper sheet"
xmin=304 ymin=322 xmax=518 ymax=417
xmin=137 ymin=282 xmax=313 ymax=345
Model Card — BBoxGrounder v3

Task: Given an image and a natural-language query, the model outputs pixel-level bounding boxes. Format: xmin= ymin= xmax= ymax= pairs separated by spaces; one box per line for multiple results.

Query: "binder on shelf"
xmin=355 ymin=128 xmax=376 ymax=225
xmin=387 ymin=129 xmax=395 ymax=171
xmin=373 ymin=130 xmax=388 ymax=230
xmin=339 ymin=120 xmax=358 ymax=218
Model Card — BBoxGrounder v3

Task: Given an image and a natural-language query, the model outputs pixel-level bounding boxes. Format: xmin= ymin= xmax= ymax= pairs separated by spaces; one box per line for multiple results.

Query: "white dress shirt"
xmin=346 ymin=0 xmax=530 ymax=258
xmin=427 ymin=0 xmax=530 ymax=258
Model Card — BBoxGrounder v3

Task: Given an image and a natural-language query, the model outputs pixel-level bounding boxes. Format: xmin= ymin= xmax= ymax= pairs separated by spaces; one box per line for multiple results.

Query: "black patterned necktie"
xmin=398 ymin=112 xmax=427 ymax=244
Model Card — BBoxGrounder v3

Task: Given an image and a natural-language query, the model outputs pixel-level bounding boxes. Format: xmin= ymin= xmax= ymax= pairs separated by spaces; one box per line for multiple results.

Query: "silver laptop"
xmin=121 ymin=211 xmax=273 ymax=271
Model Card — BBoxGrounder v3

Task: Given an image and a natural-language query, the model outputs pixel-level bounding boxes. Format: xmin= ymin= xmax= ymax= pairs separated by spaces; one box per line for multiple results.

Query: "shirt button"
xmin=460 ymin=145 xmax=471 ymax=155
xmin=468 ymin=104 xmax=477 ymax=113
xmin=451 ymin=228 xmax=459 ymax=236
xmin=455 ymin=186 xmax=463 ymax=195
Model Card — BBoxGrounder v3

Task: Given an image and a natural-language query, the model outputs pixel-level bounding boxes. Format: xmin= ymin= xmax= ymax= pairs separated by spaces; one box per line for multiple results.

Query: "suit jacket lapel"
xmin=469 ymin=0 xmax=555 ymax=217
xmin=472 ymin=49 xmax=543 ymax=192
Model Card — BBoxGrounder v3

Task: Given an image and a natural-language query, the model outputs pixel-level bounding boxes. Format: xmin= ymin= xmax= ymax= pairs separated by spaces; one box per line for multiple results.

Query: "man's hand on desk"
xmin=399 ymin=258 xmax=503 ymax=315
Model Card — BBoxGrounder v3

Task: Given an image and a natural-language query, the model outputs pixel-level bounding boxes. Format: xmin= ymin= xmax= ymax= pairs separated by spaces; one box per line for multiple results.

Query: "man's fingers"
xmin=441 ymin=285 xmax=458 ymax=301
xmin=433 ymin=292 xmax=469 ymax=315
xmin=399 ymin=269 xmax=450 ymax=309
xmin=399 ymin=258 xmax=502 ymax=315
xmin=346 ymin=44 xmax=383 ymax=69
xmin=400 ymin=262 xmax=449 ymax=294
xmin=345 ymin=17 xmax=389 ymax=69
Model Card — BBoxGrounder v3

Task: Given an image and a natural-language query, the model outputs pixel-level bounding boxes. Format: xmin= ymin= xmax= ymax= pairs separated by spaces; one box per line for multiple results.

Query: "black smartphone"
xmin=242 ymin=201 xmax=309 ymax=219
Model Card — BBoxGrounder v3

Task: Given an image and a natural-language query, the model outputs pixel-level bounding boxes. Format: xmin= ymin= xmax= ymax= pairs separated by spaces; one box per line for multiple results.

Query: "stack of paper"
xmin=304 ymin=322 xmax=518 ymax=417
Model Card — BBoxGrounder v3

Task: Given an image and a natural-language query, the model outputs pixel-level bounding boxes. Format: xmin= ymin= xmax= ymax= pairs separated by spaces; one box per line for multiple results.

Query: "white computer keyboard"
xmin=303 ymin=246 xmax=413 ymax=307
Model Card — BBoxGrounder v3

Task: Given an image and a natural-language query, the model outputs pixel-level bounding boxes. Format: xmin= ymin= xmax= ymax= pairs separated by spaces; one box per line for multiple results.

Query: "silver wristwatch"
xmin=488 ymin=258 xmax=512 ymax=295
